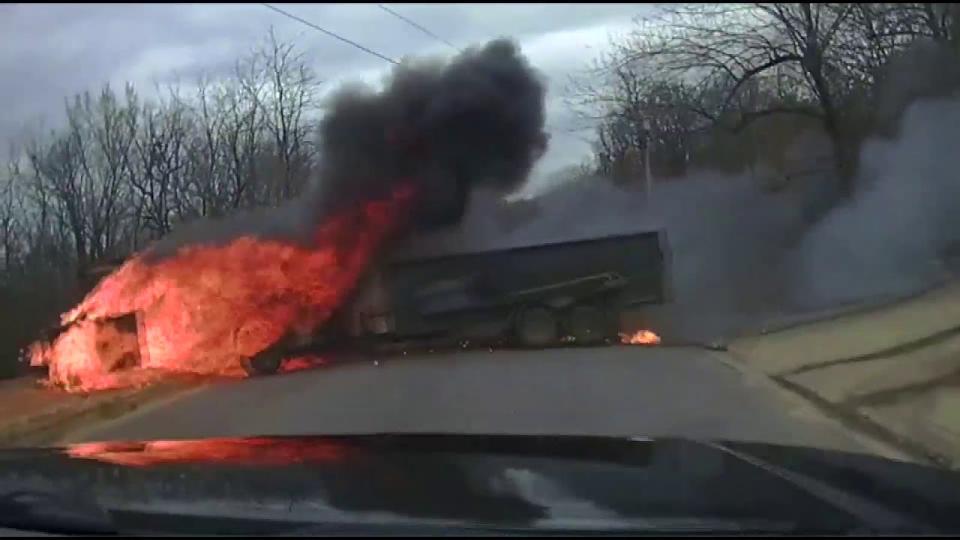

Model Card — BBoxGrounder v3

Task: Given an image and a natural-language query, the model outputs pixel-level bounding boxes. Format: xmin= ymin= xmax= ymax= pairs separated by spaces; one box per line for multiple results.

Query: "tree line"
xmin=0 ymin=30 xmax=322 ymax=376
xmin=574 ymin=3 xmax=960 ymax=191
xmin=3 ymin=6 xmax=959 ymax=377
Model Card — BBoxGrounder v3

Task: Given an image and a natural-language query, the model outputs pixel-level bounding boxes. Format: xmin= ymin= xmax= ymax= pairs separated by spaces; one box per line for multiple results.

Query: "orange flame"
xmin=31 ymin=185 xmax=416 ymax=392
xmin=278 ymin=355 xmax=328 ymax=374
xmin=619 ymin=329 xmax=661 ymax=345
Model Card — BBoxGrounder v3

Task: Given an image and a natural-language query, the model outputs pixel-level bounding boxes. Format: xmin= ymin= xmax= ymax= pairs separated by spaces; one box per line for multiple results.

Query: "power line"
xmin=385 ymin=8 xmax=581 ymax=145
xmin=262 ymin=3 xmax=587 ymax=147
xmin=377 ymin=4 xmax=459 ymax=52
xmin=261 ymin=3 xmax=398 ymax=65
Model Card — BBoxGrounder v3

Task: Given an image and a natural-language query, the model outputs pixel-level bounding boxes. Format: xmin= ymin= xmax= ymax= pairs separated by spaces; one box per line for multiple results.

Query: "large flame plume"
xmin=31 ymin=186 xmax=415 ymax=392
xmin=28 ymin=38 xmax=548 ymax=392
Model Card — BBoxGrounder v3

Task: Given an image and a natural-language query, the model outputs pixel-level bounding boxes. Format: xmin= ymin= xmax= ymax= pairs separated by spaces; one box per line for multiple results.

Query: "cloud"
xmin=0 ymin=3 xmax=647 ymax=173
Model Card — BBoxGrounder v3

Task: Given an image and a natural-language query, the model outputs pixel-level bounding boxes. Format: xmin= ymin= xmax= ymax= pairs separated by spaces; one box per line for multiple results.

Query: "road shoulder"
xmin=727 ymin=281 xmax=960 ymax=469
xmin=0 ymin=376 xmax=203 ymax=448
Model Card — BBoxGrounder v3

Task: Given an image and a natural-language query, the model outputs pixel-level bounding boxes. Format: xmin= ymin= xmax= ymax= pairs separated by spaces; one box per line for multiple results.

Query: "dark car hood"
xmin=0 ymin=434 xmax=958 ymax=535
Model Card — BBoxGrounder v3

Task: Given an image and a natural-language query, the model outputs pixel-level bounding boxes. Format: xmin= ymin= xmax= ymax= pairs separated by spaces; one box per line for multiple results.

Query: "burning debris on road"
xmin=29 ymin=38 xmax=548 ymax=392
xmin=620 ymin=330 xmax=662 ymax=346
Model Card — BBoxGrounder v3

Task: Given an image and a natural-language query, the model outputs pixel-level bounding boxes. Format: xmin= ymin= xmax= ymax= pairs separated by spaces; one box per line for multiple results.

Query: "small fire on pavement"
xmin=619 ymin=329 xmax=661 ymax=346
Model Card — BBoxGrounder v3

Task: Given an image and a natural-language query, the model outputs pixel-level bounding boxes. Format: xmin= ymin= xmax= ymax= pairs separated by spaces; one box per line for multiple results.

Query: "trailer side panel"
xmin=382 ymin=231 xmax=668 ymax=339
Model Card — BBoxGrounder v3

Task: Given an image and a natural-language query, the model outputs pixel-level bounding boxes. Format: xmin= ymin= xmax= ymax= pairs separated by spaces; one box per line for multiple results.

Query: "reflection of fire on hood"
xmin=67 ymin=438 xmax=351 ymax=467
xmin=30 ymin=38 xmax=548 ymax=392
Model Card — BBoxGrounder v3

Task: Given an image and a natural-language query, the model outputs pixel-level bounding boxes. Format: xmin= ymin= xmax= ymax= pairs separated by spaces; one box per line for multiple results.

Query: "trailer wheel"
xmin=514 ymin=305 xmax=560 ymax=347
xmin=242 ymin=349 xmax=283 ymax=376
xmin=565 ymin=304 xmax=615 ymax=345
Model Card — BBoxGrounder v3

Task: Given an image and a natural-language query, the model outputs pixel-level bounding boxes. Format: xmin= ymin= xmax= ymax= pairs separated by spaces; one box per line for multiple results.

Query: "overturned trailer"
xmin=246 ymin=229 xmax=673 ymax=374
xmin=38 ymin=229 xmax=672 ymax=379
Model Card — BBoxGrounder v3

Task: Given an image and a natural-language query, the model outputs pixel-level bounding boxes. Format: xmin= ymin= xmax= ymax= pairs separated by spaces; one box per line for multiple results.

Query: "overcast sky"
xmin=1 ymin=3 xmax=647 ymax=188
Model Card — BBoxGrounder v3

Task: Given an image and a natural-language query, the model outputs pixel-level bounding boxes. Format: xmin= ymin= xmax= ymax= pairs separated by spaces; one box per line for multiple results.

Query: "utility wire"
xmin=261 ymin=3 xmax=398 ymax=65
xmin=263 ymin=3 xmax=587 ymax=146
xmin=373 ymin=3 xmax=589 ymax=146
xmin=376 ymin=4 xmax=460 ymax=52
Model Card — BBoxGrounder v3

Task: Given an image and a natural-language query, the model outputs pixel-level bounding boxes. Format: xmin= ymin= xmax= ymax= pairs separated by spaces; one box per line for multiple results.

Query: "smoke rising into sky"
xmin=118 ymin=32 xmax=960 ymax=346
xmin=404 ymin=93 xmax=960 ymax=343
xmin=314 ymin=38 xmax=547 ymax=225
xmin=148 ymin=38 xmax=547 ymax=259
xmin=796 ymin=98 xmax=960 ymax=307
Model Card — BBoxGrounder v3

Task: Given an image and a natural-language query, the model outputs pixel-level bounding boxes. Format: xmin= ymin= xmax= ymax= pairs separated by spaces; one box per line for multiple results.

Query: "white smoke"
xmin=399 ymin=96 xmax=960 ymax=343
xmin=796 ymin=98 xmax=960 ymax=306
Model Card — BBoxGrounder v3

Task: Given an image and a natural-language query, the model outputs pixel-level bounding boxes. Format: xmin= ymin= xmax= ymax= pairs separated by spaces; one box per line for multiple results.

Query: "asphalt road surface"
xmin=70 ymin=345 xmax=874 ymax=454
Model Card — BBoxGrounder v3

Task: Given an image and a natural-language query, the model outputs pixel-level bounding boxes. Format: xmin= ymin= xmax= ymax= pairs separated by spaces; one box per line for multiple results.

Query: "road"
xmin=66 ymin=345 xmax=876 ymax=454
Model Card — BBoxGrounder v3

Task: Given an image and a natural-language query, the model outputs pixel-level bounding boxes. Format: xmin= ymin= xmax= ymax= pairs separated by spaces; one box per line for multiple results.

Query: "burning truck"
xmin=258 ymin=230 xmax=672 ymax=374
xmin=46 ymin=227 xmax=672 ymax=379
xmin=26 ymin=39 xmax=669 ymax=391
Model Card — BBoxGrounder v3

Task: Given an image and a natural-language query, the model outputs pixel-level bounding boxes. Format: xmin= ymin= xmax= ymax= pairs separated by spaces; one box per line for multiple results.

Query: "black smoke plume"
xmin=315 ymin=38 xmax=548 ymax=226
xmin=148 ymin=38 xmax=547 ymax=259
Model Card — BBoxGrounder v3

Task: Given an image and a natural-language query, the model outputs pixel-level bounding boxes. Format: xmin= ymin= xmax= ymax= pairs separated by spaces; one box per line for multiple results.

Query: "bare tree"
xmin=26 ymin=120 xmax=88 ymax=269
xmin=573 ymin=55 xmax=737 ymax=180
xmin=18 ymin=136 xmax=70 ymax=280
xmin=0 ymin=153 xmax=25 ymax=274
xmin=181 ymin=75 xmax=231 ymax=218
xmin=131 ymin=97 xmax=190 ymax=239
xmin=250 ymin=27 xmax=320 ymax=203
xmin=222 ymin=65 xmax=267 ymax=209
xmin=79 ymin=84 xmax=139 ymax=261
xmin=610 ymin=5 xmax=868 ymax=186
xmin=574 ymin=3 xmax=960 ymax=195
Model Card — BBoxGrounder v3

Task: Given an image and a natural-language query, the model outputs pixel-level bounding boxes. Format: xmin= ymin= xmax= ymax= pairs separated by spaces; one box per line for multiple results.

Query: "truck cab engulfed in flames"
xmin=35 ymin=226 xmax=670 ymax=383
xmin=29 ymin=178 xmax=670 ymax=387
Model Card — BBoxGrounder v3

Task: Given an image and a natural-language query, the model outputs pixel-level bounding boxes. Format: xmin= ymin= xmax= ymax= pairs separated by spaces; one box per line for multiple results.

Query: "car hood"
xmin=0 ymin=434 xmax=958 ymax=534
